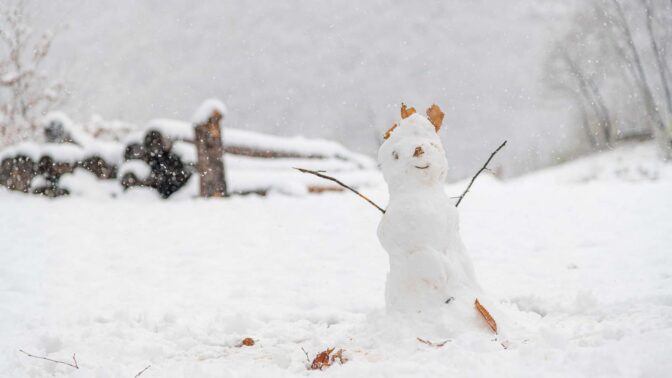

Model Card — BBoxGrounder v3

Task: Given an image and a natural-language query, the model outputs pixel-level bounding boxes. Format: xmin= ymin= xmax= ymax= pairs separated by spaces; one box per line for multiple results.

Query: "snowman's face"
xmin=378 ymin=114 xmax=448 ymax=190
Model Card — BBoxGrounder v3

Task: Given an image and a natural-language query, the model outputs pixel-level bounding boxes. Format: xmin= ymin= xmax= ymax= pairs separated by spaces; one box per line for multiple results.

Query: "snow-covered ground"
xmin=1 ymin=142 xmax=671 ymax=377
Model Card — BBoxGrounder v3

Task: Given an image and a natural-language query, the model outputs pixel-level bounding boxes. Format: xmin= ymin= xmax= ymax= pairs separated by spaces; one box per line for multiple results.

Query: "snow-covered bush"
xmin=121 ymin=130 xmax=192 ymax=199
xmin=0 ymin=1 xmax=66 ymax=147
xmin=0 ymin=111 xmax=123 ymax=196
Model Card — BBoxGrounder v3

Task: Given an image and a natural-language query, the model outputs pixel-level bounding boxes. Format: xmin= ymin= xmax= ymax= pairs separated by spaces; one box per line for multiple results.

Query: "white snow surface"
xmin=59 ymin=169 xmax=123 ymax=199
xmin=1 ymin=143 xmax=671 ymax=377
xmin=118 ymin=161 xmax=152 ymax=180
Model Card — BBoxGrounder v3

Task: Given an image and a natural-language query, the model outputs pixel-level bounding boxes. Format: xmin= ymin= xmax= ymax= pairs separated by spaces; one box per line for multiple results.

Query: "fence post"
xmin=194 ymin=109 xmax=227 ymax=197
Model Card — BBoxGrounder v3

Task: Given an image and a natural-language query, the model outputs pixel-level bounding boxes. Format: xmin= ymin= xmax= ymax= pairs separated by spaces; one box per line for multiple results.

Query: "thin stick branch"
xmin=134 ymin=365 xmax=151 ymax=377
xmin=455 ymin=140 xmax=507 ymax=207
xmin=296 ymin=140 xmax=506 ymax=211
xmin=18 ymin=349 xmax=79 ymax=369
xmin=301 ymin=347 xmax=311 ymax=363
xmin=293 ymin=167 xmax=386 ymax=214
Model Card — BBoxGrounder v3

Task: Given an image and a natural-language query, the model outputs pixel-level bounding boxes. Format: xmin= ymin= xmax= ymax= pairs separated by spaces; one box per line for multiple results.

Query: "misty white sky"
xmin=30 ymin=0 xmax=579 ymax=179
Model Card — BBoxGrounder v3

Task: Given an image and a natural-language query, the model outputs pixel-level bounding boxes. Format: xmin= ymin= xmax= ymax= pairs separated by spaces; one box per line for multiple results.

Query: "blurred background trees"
xmin=0 ymin=1 xmax=65 ymax=147
xmin=1 ymin=0 xmax=671 ymax=179
xmin=547 ymin=0 xmax=672 ymax=154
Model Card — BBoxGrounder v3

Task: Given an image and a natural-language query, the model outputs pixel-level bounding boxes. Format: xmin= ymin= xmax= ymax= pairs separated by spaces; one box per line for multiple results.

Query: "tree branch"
xmin=18 ymin=349 xmax=79 ymax=369
xmin=455 ymin=140 xmax=507 ymax=207
xmin=134 ymin=365 xmax=151 ymax=377
xmin=295 ymin=141 xmax=507 ymax=212
xmin=293 ymin=167 xmax=386 ymax=214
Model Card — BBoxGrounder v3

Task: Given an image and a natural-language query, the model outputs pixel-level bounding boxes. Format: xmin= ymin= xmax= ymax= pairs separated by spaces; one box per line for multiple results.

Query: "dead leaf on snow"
xmin=308 ymin=347 xmax=348 ymax=370
xmin=237 ymin=337 xmax=255 ymax=347
xmin=331 ymin=349 xmax=348 ymax=364
xmin=475 ymin=298 xmax=497 ymax=334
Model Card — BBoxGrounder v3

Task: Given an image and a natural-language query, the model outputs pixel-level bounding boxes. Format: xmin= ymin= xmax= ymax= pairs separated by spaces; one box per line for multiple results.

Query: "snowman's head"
xmin=378 ymin=105 xmax=448 ymax=191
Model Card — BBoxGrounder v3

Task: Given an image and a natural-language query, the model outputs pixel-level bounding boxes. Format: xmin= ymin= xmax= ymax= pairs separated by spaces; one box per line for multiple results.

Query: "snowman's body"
xmin=377 ymin=113 xmax=480 ymax=313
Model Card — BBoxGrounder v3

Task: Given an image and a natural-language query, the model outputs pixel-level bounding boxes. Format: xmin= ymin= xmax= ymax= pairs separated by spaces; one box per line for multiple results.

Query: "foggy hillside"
xmin=33 ymin=0 xmax=577 ymax=179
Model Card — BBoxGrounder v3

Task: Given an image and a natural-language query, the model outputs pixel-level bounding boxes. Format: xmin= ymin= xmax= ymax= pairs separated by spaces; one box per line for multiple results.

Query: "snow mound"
xmin=518 ymin=142 xmax=672 ymax=184
xmin=171 ymin=141 xmax=197 ymax=163
xmin=146 ymin=119 xmax=194 ymax=141
xmin=59 ymin=168 xmax=122 ymax=197
xmin=192 ymin=98 xmax=227 ymax=124
xmin=0 ymin=142 xmax=83 ymax=163
xmin=0 ymin=140 xmax=124 ymax=166
xmin=118 ymin=160 xmax=151 ymax=180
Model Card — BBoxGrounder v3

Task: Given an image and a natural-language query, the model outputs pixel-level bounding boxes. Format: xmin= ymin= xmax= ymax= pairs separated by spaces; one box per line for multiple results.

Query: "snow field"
xmin=1 ymin=143 xmax=671 ymax=377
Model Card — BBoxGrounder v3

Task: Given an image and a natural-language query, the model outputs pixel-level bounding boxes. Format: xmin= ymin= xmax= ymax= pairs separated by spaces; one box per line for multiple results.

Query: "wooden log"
xmin=194 ymin=110 xmax=227 ymax=197
xmin=0 ymin=156 xmax=36 ymax=193
xmin=223 ymin=145 xmax=324 ymax=159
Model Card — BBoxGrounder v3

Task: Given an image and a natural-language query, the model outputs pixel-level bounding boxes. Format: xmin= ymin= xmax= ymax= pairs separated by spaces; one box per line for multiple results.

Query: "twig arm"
xmin=295 ymin=140 xmax=506 ymax=212
xmin=293 ymin=168 xmax=386 ymax=214
xmin=455 ymin=140 xmax=507 ymax=207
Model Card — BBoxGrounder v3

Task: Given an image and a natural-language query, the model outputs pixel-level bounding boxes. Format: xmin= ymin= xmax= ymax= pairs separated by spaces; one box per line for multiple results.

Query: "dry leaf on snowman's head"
xmin=384 ymin=123 xmax=398 ymax=140
xmin=475 ymin=299 xmax=498 ymax=334
xmin=401 ymin=103 xmax=416 ymax=119
xmin=426 ymin=104 xmax=445 ymax=132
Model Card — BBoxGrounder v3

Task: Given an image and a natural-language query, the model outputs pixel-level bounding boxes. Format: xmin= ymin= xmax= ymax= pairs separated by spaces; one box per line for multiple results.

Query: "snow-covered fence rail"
xmin=0 ymin=100 xmax=378 ymax=198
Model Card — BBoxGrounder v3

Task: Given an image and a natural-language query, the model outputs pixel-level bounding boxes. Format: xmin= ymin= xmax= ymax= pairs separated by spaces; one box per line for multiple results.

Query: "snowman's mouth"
xmin=414 ymin=164 xmax=430 ymax=169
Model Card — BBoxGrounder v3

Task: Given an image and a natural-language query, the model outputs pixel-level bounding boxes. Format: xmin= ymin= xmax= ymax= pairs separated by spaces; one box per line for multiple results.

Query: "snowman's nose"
xmin=413 ymin=146 xmax=425 ymax=157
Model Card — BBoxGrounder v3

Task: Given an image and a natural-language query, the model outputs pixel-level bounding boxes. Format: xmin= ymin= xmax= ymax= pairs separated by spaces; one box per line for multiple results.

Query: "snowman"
xmin=377 ymin=104 xmax=492 ymax=331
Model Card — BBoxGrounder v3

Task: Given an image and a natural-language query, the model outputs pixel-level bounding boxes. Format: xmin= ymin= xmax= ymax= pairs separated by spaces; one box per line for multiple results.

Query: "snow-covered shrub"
xmin=0 ymin=111 xmax=124 ymax=196
xmin=0 ymin=2 xmax=66 ymax=147
xmin=60 ymin=168 xmax=121 ymax=198
xmin=121 ymin=130 xmax=192 ymax=198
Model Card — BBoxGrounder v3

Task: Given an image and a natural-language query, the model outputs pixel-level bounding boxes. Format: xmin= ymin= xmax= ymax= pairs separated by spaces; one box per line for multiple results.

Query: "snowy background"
xmin=26 ymin=0 xmax=579 ymax=179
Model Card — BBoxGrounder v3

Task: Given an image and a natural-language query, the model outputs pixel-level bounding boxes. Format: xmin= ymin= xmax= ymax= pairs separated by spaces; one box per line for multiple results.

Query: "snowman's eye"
xmin=392 ymin=151 xmax=399 ymax=160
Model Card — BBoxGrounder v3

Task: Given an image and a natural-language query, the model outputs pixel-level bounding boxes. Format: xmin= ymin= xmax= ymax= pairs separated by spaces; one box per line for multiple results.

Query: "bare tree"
xmin=546 ymin=9 xmax=616 ymax=150
xmin=643 ymin=0 xmax=672 ymax=117
xmin=547 ymin=0 xmax=672 ymax=154
xmin=0 ymin=0 xmax=65 ymax=147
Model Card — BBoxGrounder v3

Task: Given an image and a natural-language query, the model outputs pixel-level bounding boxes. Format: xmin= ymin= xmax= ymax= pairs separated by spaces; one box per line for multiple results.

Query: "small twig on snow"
xmin=416 ymin=337 xmax=450 ymax=347
xmin=300 ymin=347 xmax=311 ymax=363
xmin=134 ymin=364 xmax=151 ymax=377
xmin=455 ymin=140 xmax=507 ymax=207
xmin=293 ymin=167 xmax=386 ymax=214
xmin=18 ymin=349 xmax=79 ymax=369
